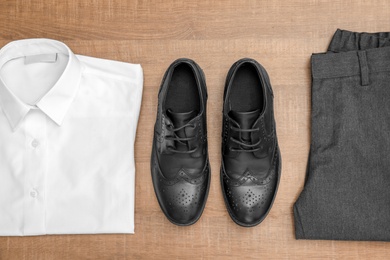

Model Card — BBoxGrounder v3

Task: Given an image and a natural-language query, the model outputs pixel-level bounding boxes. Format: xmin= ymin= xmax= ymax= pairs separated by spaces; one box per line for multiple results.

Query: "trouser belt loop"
xmin=357 ymin=50 xmax=369 ymax=86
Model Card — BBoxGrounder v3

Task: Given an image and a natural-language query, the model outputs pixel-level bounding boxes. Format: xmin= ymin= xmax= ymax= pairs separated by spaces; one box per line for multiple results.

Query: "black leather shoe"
xmin=151 ymin=58 xmax=210 ymax=226
xmin=221 ymin=58 xmax=281 ymax=227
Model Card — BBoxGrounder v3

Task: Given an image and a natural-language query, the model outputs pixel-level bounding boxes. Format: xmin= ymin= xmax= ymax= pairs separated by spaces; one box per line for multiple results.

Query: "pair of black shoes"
xmin=151 ymin=58 xmax=281 ymax=227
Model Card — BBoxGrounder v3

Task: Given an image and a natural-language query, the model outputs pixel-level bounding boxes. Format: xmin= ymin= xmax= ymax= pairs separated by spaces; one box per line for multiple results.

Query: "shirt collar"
xmin=0 ymin=39 xmax=83 ymax=131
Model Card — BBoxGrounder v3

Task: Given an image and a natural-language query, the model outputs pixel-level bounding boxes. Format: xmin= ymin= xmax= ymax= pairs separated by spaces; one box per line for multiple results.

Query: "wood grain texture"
xmin=1 ymin=0 xmax=390 ymax=259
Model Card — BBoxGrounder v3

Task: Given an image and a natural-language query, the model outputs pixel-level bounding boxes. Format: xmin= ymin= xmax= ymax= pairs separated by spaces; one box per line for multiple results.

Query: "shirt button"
xmin=30 ymin=189 xmax=38 ymax=198
xmin=31 ymin=139 xmax=39 ymax=148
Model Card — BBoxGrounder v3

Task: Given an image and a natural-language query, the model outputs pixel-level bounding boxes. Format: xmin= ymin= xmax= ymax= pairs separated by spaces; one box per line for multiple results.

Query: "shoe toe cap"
xmin=222 ymin=171 xmax=278 ymax=227
xmin=152 ymin=166 xmax=210 ymax=226
xmin=159 ymin=181 xmax=208 ymax=225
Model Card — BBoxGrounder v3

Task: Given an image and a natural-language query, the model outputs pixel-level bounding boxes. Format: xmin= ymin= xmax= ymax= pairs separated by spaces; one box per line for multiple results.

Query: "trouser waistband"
xmin=311 ymin=29 xmax=390 ymax=85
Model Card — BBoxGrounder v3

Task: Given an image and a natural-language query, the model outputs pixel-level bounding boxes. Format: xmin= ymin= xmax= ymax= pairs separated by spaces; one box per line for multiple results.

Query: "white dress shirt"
xmin=0 ymin=39 xmax=143 ymax=236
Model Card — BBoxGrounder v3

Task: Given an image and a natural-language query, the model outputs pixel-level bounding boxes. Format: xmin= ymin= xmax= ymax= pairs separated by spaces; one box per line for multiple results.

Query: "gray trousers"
xmin=294 ymin=29 xmax=390 ymax=241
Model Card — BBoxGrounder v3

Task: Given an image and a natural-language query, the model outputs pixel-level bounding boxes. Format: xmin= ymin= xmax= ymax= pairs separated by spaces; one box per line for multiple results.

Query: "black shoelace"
xmin=229 ymin=126 xmax=261 ymax=152
xmin=166 ymin=123 xmax=197 ymax=154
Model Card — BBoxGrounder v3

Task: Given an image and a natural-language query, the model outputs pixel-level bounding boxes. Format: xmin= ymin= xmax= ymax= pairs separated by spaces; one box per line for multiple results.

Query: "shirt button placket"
xmin=23 ymin=110 xmax=47 ymax=235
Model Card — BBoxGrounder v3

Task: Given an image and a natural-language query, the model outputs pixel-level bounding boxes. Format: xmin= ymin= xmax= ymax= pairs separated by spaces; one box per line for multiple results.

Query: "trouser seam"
xmin=294 ymin=203 xmax=305 ymax=238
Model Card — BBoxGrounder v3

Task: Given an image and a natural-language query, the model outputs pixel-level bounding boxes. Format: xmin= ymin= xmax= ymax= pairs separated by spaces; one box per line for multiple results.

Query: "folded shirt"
xmin=0 ymin=38 xmax=143 ymax=236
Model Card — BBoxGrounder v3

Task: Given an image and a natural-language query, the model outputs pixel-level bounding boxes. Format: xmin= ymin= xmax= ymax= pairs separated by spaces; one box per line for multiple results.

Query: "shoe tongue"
xmin=166 ymin=109 xmax=198 ymax=127
xmin=166 ymin=109 xmax=198 ymax=152
xmin=229 ymin=109 xmax=261 ymax=142
xmin=229 ymin=109 xmax=261 ymax=129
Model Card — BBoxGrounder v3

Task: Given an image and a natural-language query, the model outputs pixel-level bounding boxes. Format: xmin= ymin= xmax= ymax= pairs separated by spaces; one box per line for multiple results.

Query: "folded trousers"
xmin=294 ymin=29 xmax=390 ymax=241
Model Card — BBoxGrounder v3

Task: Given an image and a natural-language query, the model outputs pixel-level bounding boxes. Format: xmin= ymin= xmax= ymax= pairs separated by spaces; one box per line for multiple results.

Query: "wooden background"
xmin=1 ymin=0 xmax=390 ymax=259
